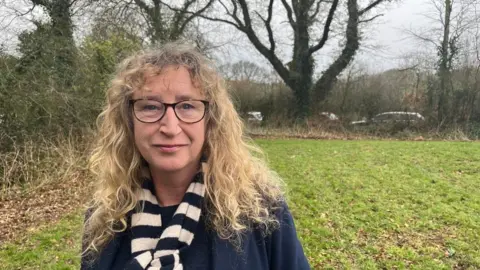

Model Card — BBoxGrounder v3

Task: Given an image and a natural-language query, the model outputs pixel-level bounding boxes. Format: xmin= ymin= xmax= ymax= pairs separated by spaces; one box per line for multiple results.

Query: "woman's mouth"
xmin=154 ymin=144 xmax=185 ymax=153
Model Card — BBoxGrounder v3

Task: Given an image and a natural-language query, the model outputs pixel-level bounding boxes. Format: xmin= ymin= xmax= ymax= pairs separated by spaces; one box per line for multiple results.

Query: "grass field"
xmin=1 ymin=140 xmax=479 ymax=269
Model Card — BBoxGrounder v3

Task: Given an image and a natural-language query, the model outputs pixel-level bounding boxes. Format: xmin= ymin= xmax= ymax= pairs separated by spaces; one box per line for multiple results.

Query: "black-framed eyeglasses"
xmin=130 ymin=99 xmax=209 ymax=124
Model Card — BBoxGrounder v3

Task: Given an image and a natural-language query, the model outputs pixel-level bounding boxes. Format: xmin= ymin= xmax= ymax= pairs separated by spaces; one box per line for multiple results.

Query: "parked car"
xmin=247 ymin=111 xmax=263 ymax=122
xmin=319 ymin=112 xmax=340 ymax=121
xmin=350 ymin=112 xmax=425 ymax=126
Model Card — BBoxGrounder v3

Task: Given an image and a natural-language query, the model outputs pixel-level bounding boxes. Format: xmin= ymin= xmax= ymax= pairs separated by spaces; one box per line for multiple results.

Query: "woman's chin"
xmin=151 ymin=159 xmax=189 ymax=173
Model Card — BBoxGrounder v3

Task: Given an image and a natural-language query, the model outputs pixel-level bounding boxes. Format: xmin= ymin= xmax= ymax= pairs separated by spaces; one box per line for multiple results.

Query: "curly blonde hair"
xmin=83 ymin=41 xmax=284 ymax=258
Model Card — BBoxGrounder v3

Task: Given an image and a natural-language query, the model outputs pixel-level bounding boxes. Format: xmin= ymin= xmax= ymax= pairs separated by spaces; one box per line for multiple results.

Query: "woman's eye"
xmin=180 ymin=103 xmax=194 ymax=110
xmin=143 ymin=105 xmax=160 ymax=111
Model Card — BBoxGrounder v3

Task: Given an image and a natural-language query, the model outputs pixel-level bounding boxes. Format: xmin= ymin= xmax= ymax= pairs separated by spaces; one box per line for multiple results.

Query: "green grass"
xmin=1 ymin=140 xmax=479 ymax=269
xmin=0 ymin=212 xmax=83 ymax=269
xmin=257 ymin=140 xmax=480 ymax=269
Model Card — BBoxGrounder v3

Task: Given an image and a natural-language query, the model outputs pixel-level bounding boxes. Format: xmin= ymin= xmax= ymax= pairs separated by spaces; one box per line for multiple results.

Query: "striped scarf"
xmin=126 ymin=163 xmax=206 ymax=270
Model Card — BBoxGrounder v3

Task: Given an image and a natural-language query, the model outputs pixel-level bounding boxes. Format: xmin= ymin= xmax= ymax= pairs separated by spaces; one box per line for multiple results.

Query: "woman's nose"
xmin=158 ymin=107 xmax=181 ymax=136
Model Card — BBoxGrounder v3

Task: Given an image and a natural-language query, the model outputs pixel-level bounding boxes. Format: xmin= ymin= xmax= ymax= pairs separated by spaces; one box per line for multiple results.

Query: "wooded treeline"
xmin=1 ymin=0 xmax=479 ymax=153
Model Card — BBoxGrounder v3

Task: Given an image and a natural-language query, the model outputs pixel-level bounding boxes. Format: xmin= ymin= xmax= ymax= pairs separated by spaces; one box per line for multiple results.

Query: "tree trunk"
xmin=312 ymin=0 xmax=359 ymax=105
xmin=340 ymin=68 xmax=353 ymax=114
xmin=35 ymin=0 xmax=76 ymax=89
xmin=290 ymin=0 xmax=314 ymax=119
xmin=438 ymin=0 xmax=452 ymax=123
xmin=151 ymin=0 xmax=166 ymax=44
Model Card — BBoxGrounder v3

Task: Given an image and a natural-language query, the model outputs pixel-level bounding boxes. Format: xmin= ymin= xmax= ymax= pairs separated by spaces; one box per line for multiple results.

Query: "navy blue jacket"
xmin=81 ymin=204 xmax=310 ymax=270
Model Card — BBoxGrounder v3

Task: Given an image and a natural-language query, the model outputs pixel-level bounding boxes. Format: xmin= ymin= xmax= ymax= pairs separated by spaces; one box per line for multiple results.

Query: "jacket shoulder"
xmin=265 ymin=202 xmax=311 ymax=270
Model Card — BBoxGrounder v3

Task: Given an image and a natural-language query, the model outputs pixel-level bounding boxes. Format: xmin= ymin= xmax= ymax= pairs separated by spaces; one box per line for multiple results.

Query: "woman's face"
xmin=131 ymin=65 xmax=206 ymax=173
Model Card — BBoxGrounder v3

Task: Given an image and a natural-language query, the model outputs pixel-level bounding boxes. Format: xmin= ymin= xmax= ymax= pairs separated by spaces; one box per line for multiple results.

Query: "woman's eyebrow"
xmin=136 ymin=94 xmax=200 ymax=101
xmin=138 ymin=95 xmax=161 ymax=101
xmin=175 ymin=94 xmax=199 ymax=100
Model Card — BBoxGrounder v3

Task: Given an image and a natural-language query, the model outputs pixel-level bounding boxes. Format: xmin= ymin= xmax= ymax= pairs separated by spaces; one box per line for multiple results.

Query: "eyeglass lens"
xmin=133 ymin=100 xmax=206 ymax=123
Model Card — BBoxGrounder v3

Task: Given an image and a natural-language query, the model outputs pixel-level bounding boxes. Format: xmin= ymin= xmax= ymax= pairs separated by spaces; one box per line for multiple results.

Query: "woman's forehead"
xmin=133 ymin=71 xmax=204 ymax=100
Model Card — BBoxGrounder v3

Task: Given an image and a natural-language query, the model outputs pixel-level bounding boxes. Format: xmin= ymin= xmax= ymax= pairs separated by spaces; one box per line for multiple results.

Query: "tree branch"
xmin=177 ymin=0 xmax=214 ymax=35
xmin=119 ymin=0 xmax=136 ymax=19
xmin=168 ymin=0 xmax=291 ymax=85
xmin=166 ymin=1 xmax=241 ymax=30
xmin=308 ymin=0 xmax=339 ymax=55
xmin=359 ymin=0 xmax=386 ymax=16
xmin=280 ymin=0 xmax=296 ymax=28
xmin=133 ymin=0 xmax=151 ymax=16
xmin=219 ymin=0 xmax=245 ymax=29
xmin=237 ymin=0 xmax=253 ymax=28
xmin=16 ymin=4 xmax=37 ymax=17
xmin=172 ymin=0 xmax=193 ymax=29
xmin=68 ymin=0 xmax=82 ymax=9
xmin=359 ymin=13 xmax=383 ymax=23
xmin=291 ymin=0 xmax=300 ymax=20
xmin=30 ymin=0 xmax=50 ymax=7
xmin=167 ymin=0 xmax=190 ymax=40
xmin=234 ymin=0 xmax=292 ymax=86
xmin=159 ymin=0 xmax=221 ymax=40
xmin=309 ymin=0 xmax=322 ymax=21
xmin=313 ymin=0 xmax=360 ymax=102
xmin=254 ymin=0 xmax=276 ymax=52
xmin=404 ymin=28 xmax=439 ymax=47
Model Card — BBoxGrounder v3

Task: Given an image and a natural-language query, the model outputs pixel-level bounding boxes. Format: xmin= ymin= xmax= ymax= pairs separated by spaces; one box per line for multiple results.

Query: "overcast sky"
xmin=355 ymin=0 xmax=433 ymax=71
xmin=0 ymin=0 xmax=457 ymax=73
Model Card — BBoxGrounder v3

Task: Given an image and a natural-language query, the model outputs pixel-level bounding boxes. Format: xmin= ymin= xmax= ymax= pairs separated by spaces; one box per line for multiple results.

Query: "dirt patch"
xmin=246 ymin=129 xmax=478 ymax=142
xmin=0 ymin=176 xmax=92 ymax=245
xmin=370 ymin=227 xmax=459 ymax=263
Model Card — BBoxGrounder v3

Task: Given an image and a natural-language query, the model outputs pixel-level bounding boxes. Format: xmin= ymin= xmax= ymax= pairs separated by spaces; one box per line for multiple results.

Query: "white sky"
xmin=0 ymin=0 xmax=463 ymax=73
xmin=354 ymin=0 xmax=434 ymax=71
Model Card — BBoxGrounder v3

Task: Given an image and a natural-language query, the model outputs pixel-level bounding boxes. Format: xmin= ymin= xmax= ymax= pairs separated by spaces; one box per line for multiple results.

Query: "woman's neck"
xmin=149 ymin=163 xmax=198 ymax=207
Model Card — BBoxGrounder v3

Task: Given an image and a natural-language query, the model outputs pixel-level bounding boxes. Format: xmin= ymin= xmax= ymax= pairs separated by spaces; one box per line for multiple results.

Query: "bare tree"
xmin=406 ymin=0 xmax=480 ymax=123
xmin=438 ymin=0 xmax=455 ymax=122
xmin=94 ymin=0 xmax=214 ymax=46
xmin=163 ymin=0 xmax=393 ymax=119
xmin=454 ymin=23 xmax=480 ymax=123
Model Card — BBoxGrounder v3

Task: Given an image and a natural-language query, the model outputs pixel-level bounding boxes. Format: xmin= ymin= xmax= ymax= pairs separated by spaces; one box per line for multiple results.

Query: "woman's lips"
xmin=154 ymin=144 xmax=186 ymax=153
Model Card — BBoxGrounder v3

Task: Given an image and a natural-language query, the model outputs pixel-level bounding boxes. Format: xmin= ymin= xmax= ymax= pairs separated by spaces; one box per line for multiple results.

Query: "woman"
xmin=81 ymin=42 xmax=310 ymax=270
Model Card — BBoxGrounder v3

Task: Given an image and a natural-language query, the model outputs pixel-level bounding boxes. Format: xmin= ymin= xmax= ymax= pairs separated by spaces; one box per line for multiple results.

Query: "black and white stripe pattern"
xmin=126 ymin=163 xmax=206 ymax=270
